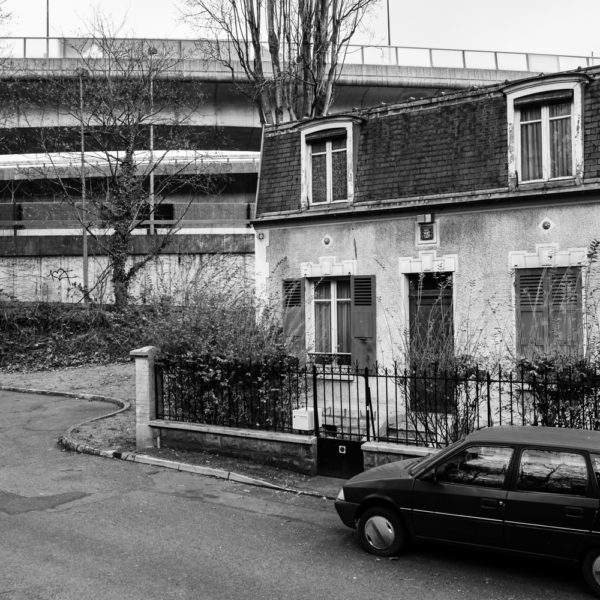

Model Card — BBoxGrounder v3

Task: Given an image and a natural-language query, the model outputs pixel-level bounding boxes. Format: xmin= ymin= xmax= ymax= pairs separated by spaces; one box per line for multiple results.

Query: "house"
xmin=253 ymin=67 xmax=600 ymax=371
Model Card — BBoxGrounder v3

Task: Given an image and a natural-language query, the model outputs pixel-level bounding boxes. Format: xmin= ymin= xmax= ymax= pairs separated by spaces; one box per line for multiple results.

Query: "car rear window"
xmin=517 ymin=449 xmax=589 ymax=496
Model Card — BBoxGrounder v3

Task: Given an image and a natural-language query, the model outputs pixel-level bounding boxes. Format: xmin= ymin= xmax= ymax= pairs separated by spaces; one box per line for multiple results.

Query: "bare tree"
xmin=183 ymin=0 xmax=380 ymax=124
xmin=16 ymin=30 xmax=220 ymax=307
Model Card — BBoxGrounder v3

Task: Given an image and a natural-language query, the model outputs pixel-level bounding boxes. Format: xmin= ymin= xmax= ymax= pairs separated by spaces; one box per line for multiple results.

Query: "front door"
xmin=504 ymin=448 xmax=598 ymax=559
xmin=412 ymin=444 xmax=514 ymax=548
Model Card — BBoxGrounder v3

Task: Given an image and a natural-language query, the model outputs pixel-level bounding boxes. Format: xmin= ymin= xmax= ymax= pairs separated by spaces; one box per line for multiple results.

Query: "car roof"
xmin=465 ymin=426 xmax=600 ymax=452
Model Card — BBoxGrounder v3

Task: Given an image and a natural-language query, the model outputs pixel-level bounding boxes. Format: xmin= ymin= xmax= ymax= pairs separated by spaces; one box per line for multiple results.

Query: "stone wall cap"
xmin=150 ymin=419 xmax=316 ymax=445
xmin=130 ymin=346 xmax=159 ymax=358
xmin=361 ymin=441 xmax=437 ymax=457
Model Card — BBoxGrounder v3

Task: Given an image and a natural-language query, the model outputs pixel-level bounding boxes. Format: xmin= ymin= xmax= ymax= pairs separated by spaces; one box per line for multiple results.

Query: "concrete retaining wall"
xmin=150 ymin=420 xmax=317 ymax=476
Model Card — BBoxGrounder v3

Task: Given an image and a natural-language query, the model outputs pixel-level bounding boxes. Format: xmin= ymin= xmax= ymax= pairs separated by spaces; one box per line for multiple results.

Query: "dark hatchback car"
xmin=335 ymin=426 xmax=600 ymax=596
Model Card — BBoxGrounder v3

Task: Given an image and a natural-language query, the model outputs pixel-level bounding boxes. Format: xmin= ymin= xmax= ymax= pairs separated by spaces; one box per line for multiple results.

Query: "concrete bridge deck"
xmin=0 ymin=36 xmax=596 ymax=90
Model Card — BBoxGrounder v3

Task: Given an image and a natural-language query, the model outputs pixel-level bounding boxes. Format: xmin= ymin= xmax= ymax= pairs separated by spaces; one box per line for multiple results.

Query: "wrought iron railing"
xmin=154 ymin=357 xmax=600 ymax=447
xmin=154 ymin=354 xmax=309 ymax=434
xmin=1 ymin=36 xmax=597 ymax=73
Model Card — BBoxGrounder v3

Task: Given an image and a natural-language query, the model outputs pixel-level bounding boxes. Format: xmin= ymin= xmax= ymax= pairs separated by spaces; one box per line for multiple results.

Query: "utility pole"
xmin=386 ymin=0 xmax=391 ymax=46
xmin=46 ymin=0 xmax=50 ymax=57
xmin=148 ymin=46 xmax=157 ymax=235
xmin=76 ymin=67 xmax=89 ymax=301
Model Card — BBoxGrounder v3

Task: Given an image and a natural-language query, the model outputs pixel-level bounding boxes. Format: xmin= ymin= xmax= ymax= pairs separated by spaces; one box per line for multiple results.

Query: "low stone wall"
xmin=361 ymin=441 xmax=436 ymax=469
xmin=150 ymin=420 xmax=317 ymax=476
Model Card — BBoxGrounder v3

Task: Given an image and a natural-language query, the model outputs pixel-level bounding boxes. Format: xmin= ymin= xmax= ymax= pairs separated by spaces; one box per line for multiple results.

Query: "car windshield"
xmin=408 ymin=439 xmax=464 ymax=475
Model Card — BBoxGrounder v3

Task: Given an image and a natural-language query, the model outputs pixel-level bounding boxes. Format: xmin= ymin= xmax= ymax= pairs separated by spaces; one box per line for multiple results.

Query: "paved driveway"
xmin=0 ymin=390 xmax=592 ymax=600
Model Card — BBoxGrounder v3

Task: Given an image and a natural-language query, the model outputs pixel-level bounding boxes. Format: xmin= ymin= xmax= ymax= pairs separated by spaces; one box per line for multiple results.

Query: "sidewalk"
xmin=0 ymin=363 xmax=346 ymax=500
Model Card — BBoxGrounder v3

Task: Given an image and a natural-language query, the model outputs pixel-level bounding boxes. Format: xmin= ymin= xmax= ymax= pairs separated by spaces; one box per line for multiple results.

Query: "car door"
xmin=504 ymin=448 xmax=598 ymax=559
xmin=411 ymin=444 xmax=514 ymax=548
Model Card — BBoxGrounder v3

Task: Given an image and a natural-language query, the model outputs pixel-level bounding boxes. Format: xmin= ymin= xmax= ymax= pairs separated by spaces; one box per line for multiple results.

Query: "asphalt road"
xmin=0 ymin=390 xmax=594 ymax=599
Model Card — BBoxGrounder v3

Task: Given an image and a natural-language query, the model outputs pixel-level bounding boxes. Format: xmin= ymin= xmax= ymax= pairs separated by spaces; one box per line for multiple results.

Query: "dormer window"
xmin=301 ymin=121 xmax=354 ymax=206
xmin=505 ymin=75 xmax=586 ymax=186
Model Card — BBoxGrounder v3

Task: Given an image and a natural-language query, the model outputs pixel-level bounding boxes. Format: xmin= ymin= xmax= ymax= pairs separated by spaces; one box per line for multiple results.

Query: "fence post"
xmin=312 ymin=364 xmax=320 ymax=435
xmin=130 ymin=346 xmax=158 ymax=448
xmin=364 ymin=367 xmax=375 ymax=441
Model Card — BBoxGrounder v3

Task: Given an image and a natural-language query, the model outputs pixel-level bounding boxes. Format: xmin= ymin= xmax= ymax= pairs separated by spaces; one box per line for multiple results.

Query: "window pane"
xmin=336 ymin=279 xmax=350 ymax=299
xmin=549 ymin=101 xmax=571 ymax=118
xmin=521 ymin=121 xmax=542 ymax=181
xmin=436 ymin=446 xmax=513 ymax=489
xmin=315 ymin=302 xmax=331 ymax=353
xmin=310 ymin=141 xmax=326 ymax=154
xmin=550 ymin=116 xmax=572 ymax=178
xmin=314 ymin=280 xmax=331 ymax=300
xmin=311 ymin=153 xmax=327 ymax=204
xmin=591 ymin=454 xmax=600 ymax=487
xmin=520 ymin=106 xmax=541 ymax=122
xmin=332 ymin=137 xmax=347 ymax=151
xmin=517 ymin=449 xmax=588 ymax=495
xmin=331 ymin=149 xmax=348 ymax=201
xmin=337 ymin=299 xmax=351 ymax=353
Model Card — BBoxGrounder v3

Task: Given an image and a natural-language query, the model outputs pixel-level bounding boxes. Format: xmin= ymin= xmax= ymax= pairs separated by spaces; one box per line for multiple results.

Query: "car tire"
xmin=357 ymin=506 xmax=407 ymax=557
xmin=583 ymin=548 xmax=600 ymax=597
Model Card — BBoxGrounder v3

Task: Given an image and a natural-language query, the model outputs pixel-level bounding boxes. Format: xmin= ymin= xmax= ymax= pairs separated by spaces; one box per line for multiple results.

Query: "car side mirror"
xmin=420 ymin=468 xmax=437 ymax=483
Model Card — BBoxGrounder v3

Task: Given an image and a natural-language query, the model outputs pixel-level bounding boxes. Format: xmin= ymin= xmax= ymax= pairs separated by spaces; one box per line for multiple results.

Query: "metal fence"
xmin=154 ymin=357 xmax=600 ymax=447
xmin=154 ymin=355 xmax=310 ymax=434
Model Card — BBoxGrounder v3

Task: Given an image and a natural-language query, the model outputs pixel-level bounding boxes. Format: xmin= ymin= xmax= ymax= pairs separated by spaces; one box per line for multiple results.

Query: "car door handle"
xmin=481 ymin=498 xmax=504 ymax=509
xmin=565 ymin=506 xmax=584 ymax=518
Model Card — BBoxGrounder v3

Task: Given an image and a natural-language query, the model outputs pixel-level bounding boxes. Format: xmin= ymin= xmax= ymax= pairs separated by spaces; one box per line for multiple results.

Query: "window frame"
xmin=515 ymin=266 xmax=583 ymax=358
xmin=312 ymin=277 xmax=352 ymax=365
xmin=433 ymin=444 xmax=515 ymax=490
xmin=505 ymin=76 xmax=586 ymax=186
xmin=300 ymin=120 xmax=354 ymax=207
xmin=515 ymin=447 xmax=591 ymax=497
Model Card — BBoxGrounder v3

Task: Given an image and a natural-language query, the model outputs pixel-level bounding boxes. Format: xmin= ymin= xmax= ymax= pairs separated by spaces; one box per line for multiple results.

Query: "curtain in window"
xmin=311 ymin=142 xmax=327 ymax=204
xmin=314 ymin=281 xmax=331 ymax=353
xmin=336 ymin=279 xmax=351 ymax=353
xmin=520 ymin=106 xmax=542 ymax=181
xmin=550 ymin=103 xmax=572 ymax=178
xmin=331 ymin=137 xmax=348 ymax=201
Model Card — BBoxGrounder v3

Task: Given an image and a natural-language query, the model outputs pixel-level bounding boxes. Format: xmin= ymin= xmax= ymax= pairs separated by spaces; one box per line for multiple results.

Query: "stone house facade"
xmin=253 ymin=67 xmax=600 ymax=370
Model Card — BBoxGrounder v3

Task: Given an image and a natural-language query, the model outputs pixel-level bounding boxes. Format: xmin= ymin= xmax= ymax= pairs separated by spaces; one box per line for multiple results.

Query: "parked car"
xmin=335 ymin=426 xmax=600 ymax=596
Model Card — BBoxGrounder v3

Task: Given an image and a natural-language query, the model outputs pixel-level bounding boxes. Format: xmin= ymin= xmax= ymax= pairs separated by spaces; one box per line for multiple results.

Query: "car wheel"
xmin=583 ymin=548 xmax=600 ymax=597
xmin=357 ymin=506 xmax=406 ymax=557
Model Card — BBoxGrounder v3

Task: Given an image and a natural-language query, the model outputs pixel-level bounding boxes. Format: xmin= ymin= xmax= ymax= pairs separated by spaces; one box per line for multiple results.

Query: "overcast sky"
xmin=4 ymin=0 xmax=599 ymax=58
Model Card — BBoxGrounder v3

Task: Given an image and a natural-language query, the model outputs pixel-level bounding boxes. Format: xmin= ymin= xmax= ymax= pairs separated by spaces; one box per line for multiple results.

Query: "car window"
xmin=517 ymin=449 xmax=589 ymax=496
xmin=591 ymin=454 xmax=600 ymax=488
xmin=435 ymin=445 xmax=513 ymax=489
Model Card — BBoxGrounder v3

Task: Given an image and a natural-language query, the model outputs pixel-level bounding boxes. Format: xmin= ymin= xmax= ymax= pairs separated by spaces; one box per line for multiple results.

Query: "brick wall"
xmin=252 ymin=74 xmax=600 ymax=217
xmin=355 ymin=93 xmax=507 ymax=203
xmin=584 ymin=77 xmax=600 ymax=180
xmin=256 ymin=128 xmax=302 ymax=214
xmin=255 ymin=90 xmax=509 ymax=216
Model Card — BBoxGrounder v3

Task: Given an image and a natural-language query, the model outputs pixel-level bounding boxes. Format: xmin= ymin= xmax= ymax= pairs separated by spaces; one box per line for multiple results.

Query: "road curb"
xmin=2 ymin=384 xmax=330 ymax=499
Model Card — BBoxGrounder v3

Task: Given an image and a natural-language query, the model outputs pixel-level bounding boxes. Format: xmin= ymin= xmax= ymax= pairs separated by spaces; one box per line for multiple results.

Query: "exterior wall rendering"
xmin=254 ymin=68 xmax=600 ymax=367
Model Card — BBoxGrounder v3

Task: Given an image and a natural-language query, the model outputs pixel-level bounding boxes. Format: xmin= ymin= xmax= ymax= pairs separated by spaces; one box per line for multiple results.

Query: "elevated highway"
xmin=2 ymin=37 xmax=597 ymax=110
xmin=0 ymin=38 xmax=596 ymax=302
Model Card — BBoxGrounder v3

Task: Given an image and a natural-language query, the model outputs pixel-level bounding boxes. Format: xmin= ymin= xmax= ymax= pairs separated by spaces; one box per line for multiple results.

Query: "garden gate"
xmin=311 ymin=366 xmax=376 ymax=478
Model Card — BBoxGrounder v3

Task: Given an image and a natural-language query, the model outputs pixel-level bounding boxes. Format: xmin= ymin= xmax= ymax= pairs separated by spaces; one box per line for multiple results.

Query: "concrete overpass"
xmin=2 ymin=36 xmax=597 ymax=109
xmin=0 ymin=38 xmax=595 ymax=302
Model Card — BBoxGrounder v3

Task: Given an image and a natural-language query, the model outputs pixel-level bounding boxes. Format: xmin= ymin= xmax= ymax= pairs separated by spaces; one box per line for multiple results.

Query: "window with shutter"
xmin=282 ymin=279 xmax=305 ymax=358
xmin=516 ymin=267 xmax=582 ymax=357
xmin=408 ymin=273 xmax=454 ymax=368
xmin=307 ymin=275 xmax=376 ymax=370
xmin=408 ymin=273 xmax=454 ymax=413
